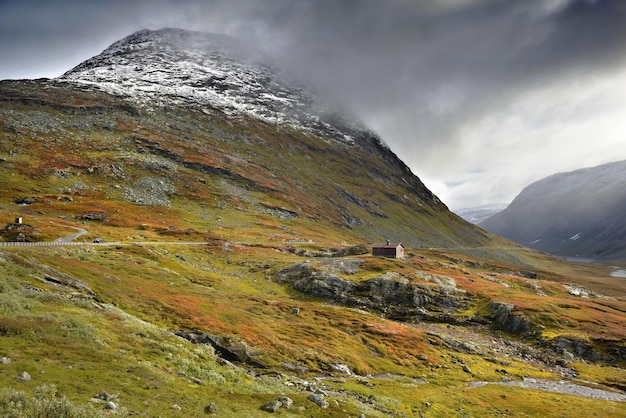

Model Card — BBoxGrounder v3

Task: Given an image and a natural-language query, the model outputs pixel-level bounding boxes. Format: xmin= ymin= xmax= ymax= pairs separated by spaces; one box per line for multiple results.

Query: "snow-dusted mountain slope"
xmin=480 ymin=160 xmax=626 ymax=260
xmin=61 ymin=28 xmax=375 ymax=145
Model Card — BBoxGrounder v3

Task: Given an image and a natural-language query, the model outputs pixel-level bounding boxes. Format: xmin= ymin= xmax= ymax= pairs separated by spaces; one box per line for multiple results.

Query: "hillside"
xmin=0 ymin=29 xmax=625 ymax=417
xmin=480 ymin=160 xmax=626 ymax=261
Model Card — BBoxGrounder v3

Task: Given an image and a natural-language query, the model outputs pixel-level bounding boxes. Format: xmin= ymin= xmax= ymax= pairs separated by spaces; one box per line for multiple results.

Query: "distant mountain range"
xmin=455 ymin=204 xmax=507 ymax=225
xmin=479 ymin=160 xmax=626 ymax=261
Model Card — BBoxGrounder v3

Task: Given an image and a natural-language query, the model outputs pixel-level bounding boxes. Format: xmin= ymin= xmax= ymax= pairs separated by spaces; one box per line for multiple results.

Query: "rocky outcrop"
xmin=274 ymin=262 xmax=470 ymax=322
xmin=0 ymin=222 xmax=38 ymax=242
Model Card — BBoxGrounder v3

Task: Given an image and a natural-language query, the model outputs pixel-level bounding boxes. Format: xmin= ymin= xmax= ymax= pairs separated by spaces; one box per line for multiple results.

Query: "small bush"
xmin=0 ymin=384 xmax=126 ymax=417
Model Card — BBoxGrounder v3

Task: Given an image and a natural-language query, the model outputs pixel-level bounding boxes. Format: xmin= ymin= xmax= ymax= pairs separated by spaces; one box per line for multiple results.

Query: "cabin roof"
xmin=372 ymin=242 xmax=404 ymax=249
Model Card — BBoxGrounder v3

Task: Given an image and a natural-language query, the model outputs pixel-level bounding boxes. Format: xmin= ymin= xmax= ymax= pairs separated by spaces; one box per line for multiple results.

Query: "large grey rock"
xmin=489 ymin=302 xmax=532 ymax=334
xmin=16 ymin=371 xmax=31 ymax=382
xmin=308 ymin=393 xmax=329 ymax=409
xmin=262 ymin=399 xmax=283 ymax=413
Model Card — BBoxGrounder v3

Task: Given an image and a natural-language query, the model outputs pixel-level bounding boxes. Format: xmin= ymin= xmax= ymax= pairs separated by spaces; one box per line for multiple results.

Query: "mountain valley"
xmin=480 ymin=160 xmax=626 ymax=261
xmin=0 ymin=29 xmax=625 ymax=417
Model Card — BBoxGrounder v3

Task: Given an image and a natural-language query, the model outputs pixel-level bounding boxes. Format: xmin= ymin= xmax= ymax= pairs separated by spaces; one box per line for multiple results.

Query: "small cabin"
xmin=372 ymin=240 xmax=405 ymax=259
xmin=15 ymin=217 xmax=23 ymax=225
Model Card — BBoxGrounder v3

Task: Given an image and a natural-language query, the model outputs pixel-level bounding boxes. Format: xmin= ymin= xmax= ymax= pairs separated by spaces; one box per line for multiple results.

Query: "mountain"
xmin=455 ymin=203 xmax=507 ymax=224
xmin=61 ymin=28 xmax=371 ymax=143
xmin=480 ymin=160 xmax=626 ymax=261
xmin=54 ymin=27 xmax=489 ymax=249
xmin=1 ymin=29 xmax=626 ymax=417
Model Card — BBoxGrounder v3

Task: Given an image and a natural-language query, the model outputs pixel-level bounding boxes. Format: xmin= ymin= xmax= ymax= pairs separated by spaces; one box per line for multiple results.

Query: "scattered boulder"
xmin=123 ymin=176 xmax=175 ymax=206
xmin=276 ymin=397 xmax=293 ymax=409
xmin=104 ymin=401 xmax=117 ymax=410
xmin=14 ymin=196 xmax=36 ymax=205
xmin=0 ymin=357 xmax=11 ymax=364
xmin=205 ymin=403 xmax=219 ymax=413
xmin=188 ymin=376 xmax=204 ymax=385
xmin=291 ymin=307 xmax=300 ymax=315
xmin=489 ymin=302 xmax=532 ymax=335
xmin=77 ymin=212 xmax=108 ymax=221
xmin=16 ymin=371 xmax=31 ymax=382
xmin=331 ymin=363 xmax=352 ymax=376
xmin=308 ymin=393 xmax=329 ymax=409
xmin=170 ymin=404 xmax=182 ymax=410
xmin=262 ymin=399 xmax=283 ymax=413
xmin=93 ymin=391 xmax=116 ymax=402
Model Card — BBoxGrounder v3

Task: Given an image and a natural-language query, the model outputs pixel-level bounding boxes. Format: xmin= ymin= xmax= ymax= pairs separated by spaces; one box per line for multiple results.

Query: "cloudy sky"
xmin=1 ymin=0 xmax=625 ymax=210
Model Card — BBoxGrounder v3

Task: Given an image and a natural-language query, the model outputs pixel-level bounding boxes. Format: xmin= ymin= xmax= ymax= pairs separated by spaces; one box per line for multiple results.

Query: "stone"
xmin=170 ymin=404 xmax=182 ymax=410
xmin=261 ymin=397 xmax=293 ymax=412
xmin=94 ymin=391 xmax=115 ymax=401
xmin=462 ymin=365 xmax=472 ymax=374
xmin=331 ymin=363 xmax=352 ymax=375
xmin=262 ymin=399 xmax=283 ymax=413
xmin=308 ymin=393 xmax=329 ymax=409
xmin=489 ymin=301 xmax=532 ymax=334
xmin=205 ymin=402 xmax=219 ymax=413
xmin=276 ymin=396 xmax=293 ymax=409
xmin=105 ymin=401 xmax=117 ymax=410
xmin=189 ymin=376 xmax=204 ymax=385
xmin=291 ymin=307 xmax=300 ymax=315
xmin=0 ymin=357 xmax=11 ymax=364
xmin=16 ymin=371 xmax=31 ymax=382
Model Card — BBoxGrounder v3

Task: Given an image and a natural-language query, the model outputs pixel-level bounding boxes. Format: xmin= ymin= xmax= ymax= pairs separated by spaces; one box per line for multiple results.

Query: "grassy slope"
xmin=0 ymin=79 xmax=625 ymax=416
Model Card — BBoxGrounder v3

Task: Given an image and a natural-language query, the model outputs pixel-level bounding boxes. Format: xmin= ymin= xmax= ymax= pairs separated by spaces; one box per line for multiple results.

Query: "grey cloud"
xmin=224 ymin=1 xmax=626 ymax=152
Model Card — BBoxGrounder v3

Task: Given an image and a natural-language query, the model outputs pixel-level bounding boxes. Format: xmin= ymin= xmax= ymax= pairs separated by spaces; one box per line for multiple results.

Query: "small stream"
xmin=468 ymin=378 xmax=626 ymax=401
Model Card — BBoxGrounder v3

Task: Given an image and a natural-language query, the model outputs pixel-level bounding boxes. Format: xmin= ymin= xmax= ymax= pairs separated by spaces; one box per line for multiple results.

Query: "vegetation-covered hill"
xmin=0 ymin=29 xmax=625 ymax=416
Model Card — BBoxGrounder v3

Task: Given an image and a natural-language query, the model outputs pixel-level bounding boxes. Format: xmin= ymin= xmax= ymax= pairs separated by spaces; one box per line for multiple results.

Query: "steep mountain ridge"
xmin=480 ymin=160 xmax=626 ymax=260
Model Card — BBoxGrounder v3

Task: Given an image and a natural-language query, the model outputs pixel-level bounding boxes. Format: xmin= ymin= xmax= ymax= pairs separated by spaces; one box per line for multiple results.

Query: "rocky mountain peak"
xmin=60 ymin=28 xmax=379 ymax=147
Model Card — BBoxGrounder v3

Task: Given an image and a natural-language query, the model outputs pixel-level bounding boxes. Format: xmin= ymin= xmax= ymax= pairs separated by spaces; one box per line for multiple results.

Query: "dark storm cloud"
xmin=2 ymin=0 xmax=626 ymax=208
xmin=242 ymin=0 xmax=626 ymax=135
